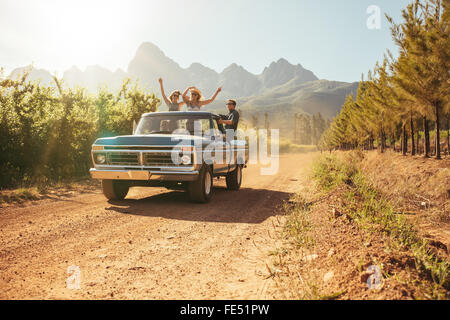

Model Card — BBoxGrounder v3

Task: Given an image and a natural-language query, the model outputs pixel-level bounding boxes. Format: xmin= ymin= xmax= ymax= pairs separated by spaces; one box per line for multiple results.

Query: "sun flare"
xmin=38 ymin=0 xmax=133 ymax=70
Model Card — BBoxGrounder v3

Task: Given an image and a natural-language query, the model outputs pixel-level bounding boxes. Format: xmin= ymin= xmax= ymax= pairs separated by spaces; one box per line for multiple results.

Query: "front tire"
xmin=102 ymin=180 xmax=129 ymax=200
xmin=226 ymin=165 xmax=242 ymax=190
xmin=188 ymin=165 xmax=213 ymax=203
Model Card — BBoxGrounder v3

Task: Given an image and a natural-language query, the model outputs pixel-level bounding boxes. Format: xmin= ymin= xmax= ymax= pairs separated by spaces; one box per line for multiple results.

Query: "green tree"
xmin=387 ymin=0 xmax=449 ymax=159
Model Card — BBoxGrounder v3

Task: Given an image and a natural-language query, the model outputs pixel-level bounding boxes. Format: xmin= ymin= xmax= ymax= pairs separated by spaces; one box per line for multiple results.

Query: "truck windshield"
xmin=135 ymin=115 xmax=212 ymax=136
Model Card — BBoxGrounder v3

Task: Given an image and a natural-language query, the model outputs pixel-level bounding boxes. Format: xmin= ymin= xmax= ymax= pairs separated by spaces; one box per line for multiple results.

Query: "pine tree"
xmin=387 ymin=0 xmax=449 ymax=159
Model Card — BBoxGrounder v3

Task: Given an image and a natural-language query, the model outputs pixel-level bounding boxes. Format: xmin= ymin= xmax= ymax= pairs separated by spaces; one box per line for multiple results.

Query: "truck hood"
xmin=93 ymin=134 xmax=204 ymax=146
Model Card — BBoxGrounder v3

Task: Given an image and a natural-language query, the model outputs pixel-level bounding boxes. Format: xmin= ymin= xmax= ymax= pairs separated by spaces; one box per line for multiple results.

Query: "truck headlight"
xmin=96 ymin=154 xmax=106 ymax=164
xmin=181 ymin=155 xmax=191 ymax=165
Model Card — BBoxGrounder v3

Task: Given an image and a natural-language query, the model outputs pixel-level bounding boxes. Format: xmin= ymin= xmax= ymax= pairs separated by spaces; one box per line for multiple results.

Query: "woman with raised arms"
xmin=182 ymin=86 xmax=222 ymax=111
xmin=158 ymin=78 xmax=184 ymax=111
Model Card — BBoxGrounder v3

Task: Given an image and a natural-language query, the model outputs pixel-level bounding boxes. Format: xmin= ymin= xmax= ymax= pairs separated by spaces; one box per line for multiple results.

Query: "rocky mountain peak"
xmin=127 ymin=42 xmax=187 ymax=91
xmin=134 ymin=42 xmax=166 ymax=59
xmin=260 ymin=57 xmax=318 ymax=89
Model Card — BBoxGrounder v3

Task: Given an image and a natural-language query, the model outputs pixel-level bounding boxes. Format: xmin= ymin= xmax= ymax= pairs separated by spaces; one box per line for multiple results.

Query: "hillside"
xmin=238 ymin=79 xmax=359 ymax=118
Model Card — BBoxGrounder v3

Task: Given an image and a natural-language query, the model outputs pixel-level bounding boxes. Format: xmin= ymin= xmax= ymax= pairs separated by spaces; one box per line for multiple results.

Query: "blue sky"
xmin=0 ymin=0 xmax=410 ymax=82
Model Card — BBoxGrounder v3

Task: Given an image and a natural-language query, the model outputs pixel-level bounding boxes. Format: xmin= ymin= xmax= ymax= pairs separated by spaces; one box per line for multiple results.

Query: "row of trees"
xmin=294 ymin=112 xmax=329 ymax=145
xmin=319 ymin=0 xmax=449 ymax=159
xmin=0 ymin=69 xmax=159 ymax=188
xmin=250 ymin=112 xmax=270 ymax=131
xmin=247 ymin=111 xmax=329 ymax=146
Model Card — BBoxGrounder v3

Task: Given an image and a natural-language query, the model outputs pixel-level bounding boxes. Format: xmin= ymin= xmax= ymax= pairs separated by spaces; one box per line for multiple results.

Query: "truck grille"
xmin=108 ymin=152 xmax=139 ymax=165
xmin=143 ymin=152 xmax=176 ymax=166
xmin=101 ymin=150 xmax=192 ymax=167
xmin=104 ymin=146 xmax=173 ymax=151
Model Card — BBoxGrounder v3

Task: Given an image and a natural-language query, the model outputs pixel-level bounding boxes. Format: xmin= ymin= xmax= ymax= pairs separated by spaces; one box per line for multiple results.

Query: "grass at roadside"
xmin=0 ymin=187 xmax=41 ymax=204
xmin=312 ymin=151 xmax=449 ymax=298
xmin=269 ymin=193 xmax=348 ymax=300
xmin=268 ymin=195 xmax=319 ymax=299
xmin=283 ymin=194 xmax=316 ymax=249
xmin=278 ymin=139 xmax=317 ymax=154
xmin=268 ymin=150 xmax=448 ymax=300
xmin=0 ymin=176 xmax=99 ymax=206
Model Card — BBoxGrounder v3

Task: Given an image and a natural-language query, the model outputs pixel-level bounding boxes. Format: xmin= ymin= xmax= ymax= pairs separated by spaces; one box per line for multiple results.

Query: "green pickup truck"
xmin=90 ymin=111 xmax=248 ymax=203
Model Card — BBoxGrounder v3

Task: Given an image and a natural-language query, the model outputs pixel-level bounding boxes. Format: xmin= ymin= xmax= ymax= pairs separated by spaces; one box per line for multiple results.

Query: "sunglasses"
xmin=191 ymin=93 xmax=199 ymax=96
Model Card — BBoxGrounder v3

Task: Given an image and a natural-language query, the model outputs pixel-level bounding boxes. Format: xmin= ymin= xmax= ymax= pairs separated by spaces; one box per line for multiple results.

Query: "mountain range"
xmin=8 ymin=42 xmax=359 ymax=135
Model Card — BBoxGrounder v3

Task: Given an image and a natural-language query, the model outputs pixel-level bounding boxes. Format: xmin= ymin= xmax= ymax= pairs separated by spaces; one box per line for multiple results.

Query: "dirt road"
xmin=0 ymin=153 xmax=316 ymax=299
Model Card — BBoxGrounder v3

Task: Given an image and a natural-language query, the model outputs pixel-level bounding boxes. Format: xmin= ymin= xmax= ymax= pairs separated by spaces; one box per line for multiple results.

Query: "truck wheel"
xmin=101 ymin=180 xmax=129 ymax=200
xmin=188 ymin=165 xmax=213 ymax=203
xmin=226 ymin=165 xmax=242 ymax=191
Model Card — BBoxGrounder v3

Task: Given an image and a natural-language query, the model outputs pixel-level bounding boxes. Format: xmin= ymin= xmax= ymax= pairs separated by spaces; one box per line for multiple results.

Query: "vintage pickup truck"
xmin=90 ymin=111 xmax=248 ymax=203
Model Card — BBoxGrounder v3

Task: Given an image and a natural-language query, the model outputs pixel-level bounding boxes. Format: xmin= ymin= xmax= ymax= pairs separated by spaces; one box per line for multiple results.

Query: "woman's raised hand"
xmin=158 ymin=78 xmax=163 ymax=84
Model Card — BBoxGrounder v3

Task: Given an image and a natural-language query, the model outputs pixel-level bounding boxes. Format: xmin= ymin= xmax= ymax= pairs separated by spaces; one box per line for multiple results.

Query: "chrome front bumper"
xmin=89 ymin=168 xmax=199 ymax=181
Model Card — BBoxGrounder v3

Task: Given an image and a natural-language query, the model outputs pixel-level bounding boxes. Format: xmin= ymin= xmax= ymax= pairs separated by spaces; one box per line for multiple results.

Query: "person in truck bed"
xmin=158 ymin=78 xmax=185 ymax=111
xmin=182 ymin=85 xmax=222 ymax=111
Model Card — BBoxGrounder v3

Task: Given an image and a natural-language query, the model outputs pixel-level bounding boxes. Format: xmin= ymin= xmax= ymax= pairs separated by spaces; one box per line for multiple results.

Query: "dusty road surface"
xmin=0 ymin=153 xmax=316 ymax=299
